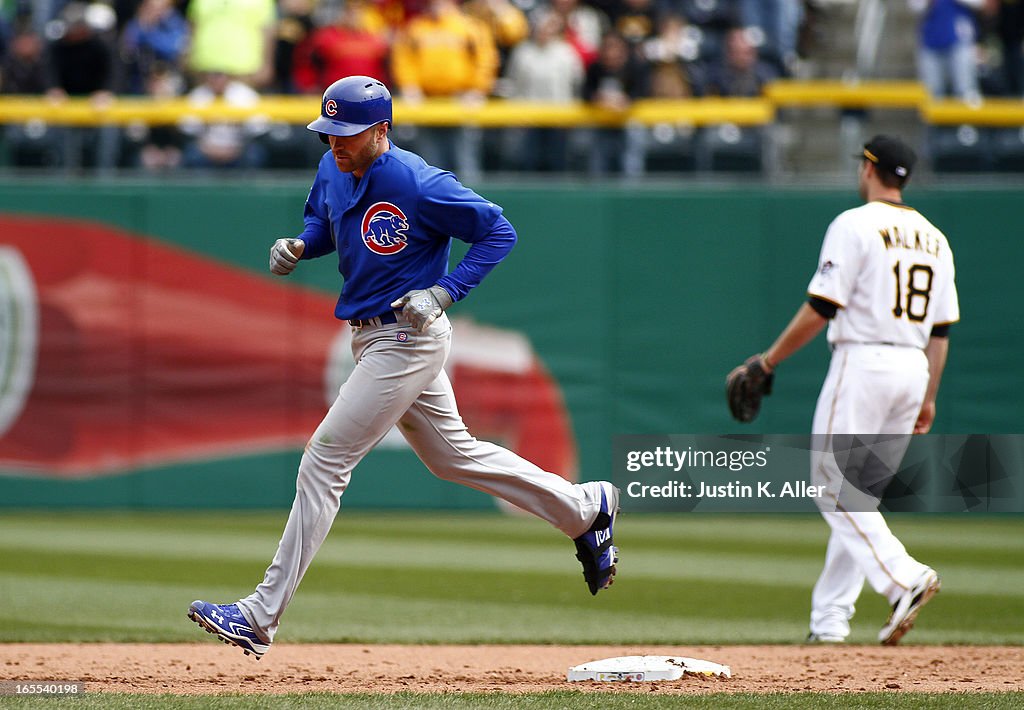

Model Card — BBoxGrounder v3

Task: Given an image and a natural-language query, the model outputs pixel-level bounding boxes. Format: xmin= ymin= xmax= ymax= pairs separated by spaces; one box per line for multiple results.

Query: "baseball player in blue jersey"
xmin=188 ymin=76 xmax=619 ymax=659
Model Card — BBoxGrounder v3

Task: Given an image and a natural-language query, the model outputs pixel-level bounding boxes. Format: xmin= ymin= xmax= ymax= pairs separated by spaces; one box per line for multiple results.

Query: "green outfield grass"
xmin=1 ymin=692 xmax=1023 ymax=710
xmin=0 ymin=511 xmax=1021 ymax=646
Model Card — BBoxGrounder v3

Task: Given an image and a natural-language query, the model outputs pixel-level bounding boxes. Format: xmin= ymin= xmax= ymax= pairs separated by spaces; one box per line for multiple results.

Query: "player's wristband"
xmin=760 ymin=352 xmax=776 ymax=371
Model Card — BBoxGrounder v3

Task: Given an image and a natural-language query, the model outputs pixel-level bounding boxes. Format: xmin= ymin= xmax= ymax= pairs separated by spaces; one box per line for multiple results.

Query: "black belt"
xmin=349 ymin=311 xmax=399 ymax=328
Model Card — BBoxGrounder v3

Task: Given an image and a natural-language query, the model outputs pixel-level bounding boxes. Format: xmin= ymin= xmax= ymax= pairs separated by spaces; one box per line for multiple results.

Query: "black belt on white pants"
xmin=349 ymin=311 xmax=400 ymax=328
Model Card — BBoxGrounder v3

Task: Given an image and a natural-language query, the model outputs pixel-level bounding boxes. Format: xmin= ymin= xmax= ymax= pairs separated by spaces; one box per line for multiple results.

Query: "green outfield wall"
xmin=0 ymin=179 xmax=1019 ymax=509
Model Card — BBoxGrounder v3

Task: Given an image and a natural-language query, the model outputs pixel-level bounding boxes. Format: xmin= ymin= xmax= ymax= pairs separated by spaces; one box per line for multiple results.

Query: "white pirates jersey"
xmin=807 ymin=200 xmax=959 ymax=349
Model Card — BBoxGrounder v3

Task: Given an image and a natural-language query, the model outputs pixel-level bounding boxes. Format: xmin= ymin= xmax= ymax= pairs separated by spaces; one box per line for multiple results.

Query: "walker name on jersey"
xmin=879 ymin=226 xmax=941 ymax=257
xmin=361 ymin=202 xmax=410 ymax=255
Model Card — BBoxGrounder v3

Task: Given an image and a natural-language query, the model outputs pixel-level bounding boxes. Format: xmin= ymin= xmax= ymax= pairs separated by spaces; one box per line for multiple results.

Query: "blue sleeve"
xmin=295 ymin=168 xmax=336 ymax=259
xmin=419 ymin=170 xmax=514 ymax=301
xmin=436 ymin=215 xmax=517 ymax=302
xmin=418 ymin=171 xmax=504 ymax=243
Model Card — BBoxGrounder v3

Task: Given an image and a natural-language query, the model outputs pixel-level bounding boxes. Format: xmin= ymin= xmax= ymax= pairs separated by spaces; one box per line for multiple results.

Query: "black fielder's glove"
xmin=726 ymin=354 xmax=774 ymax=423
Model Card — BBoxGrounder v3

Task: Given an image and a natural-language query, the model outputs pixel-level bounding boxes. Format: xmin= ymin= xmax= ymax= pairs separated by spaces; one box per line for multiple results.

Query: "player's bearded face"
xmin=328 ymin=124 xmax=388 ymax=177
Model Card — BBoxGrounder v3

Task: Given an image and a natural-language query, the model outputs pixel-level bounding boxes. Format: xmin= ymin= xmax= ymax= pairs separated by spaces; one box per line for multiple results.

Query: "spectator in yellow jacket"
xmin=391 ymin=0 xmax=500 ymax=100
xmin=463 ymin=0 xmax=530 ymax=71
xmin=391 ymin=0 xmax=499 ymax=179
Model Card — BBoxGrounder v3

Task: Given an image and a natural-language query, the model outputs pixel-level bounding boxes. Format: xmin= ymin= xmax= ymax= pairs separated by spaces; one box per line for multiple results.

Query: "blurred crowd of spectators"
xmin=0 ymin=0 xmax=809 ymax=172
xmin=0 ymin=0 xmax=1021 ymax=173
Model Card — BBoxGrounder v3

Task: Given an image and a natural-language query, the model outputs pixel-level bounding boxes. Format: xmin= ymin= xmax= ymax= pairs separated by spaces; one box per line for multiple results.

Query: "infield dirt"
xmin=1 ymin=644 xmax=1021 ymax=694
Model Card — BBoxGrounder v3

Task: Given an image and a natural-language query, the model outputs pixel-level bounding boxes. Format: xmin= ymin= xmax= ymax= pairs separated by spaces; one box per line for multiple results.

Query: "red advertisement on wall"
xmin=0 ymin=216 xmax=577 ymax=482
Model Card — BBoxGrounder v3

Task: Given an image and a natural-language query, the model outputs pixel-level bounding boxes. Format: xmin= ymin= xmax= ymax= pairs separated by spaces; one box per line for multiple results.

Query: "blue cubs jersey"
xmin=296 ymin=142 xmax=516 ymax=320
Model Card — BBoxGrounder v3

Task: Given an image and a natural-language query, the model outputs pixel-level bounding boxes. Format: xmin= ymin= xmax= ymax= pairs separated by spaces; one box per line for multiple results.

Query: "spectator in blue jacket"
xmin=909 ymin=0 xmax=986 ymax=101
xmin=120 ymin=0 xmax=190 ymax=94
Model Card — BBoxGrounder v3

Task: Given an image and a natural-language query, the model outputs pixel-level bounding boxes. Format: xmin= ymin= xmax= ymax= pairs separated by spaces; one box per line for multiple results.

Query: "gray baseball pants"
xmin=237 ymin=313 xmax=606 ymax=641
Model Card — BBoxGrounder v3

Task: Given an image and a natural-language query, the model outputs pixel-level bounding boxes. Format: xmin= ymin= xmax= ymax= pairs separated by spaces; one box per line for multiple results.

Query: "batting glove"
xmin=270 ymin=238 xmax=304 ymax=275
xmin=391 ymin=285 xmax=453 ymax=333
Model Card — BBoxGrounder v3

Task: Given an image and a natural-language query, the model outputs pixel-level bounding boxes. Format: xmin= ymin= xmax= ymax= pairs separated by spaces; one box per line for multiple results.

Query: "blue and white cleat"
xmin=574 ymin=482 xmax=620 ymax=595
xmin=187 ymin=600 xmax=270 ymax=660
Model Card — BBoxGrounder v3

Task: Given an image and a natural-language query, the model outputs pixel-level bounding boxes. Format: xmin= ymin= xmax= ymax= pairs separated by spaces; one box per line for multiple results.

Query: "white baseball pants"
xmin=237 ymin=313 xmax=606 ymax=641
xmin=808 ymin=344 xmax=932 ymax=639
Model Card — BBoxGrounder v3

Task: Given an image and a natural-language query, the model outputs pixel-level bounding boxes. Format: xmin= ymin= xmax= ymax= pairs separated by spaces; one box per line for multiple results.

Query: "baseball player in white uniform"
xmin=186 ymin=76 xmax=619 ymax=659
xmin=731 ymin=135 xmax=959 ymax=644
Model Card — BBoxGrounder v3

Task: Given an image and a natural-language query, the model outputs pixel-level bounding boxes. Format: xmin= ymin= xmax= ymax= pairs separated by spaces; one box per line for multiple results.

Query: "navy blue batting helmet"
xmin=307 ymin=76 xmax=392 ymax=143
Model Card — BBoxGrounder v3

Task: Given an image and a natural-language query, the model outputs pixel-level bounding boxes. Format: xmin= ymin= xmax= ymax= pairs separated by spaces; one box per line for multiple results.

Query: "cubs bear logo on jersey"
xmin=361 ymin=203 xmax=410 ymax=255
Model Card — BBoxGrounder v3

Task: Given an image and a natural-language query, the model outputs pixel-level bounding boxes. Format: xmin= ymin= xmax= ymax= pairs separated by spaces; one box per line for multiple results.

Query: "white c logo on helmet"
xmin=325 ymin=99 xmax=338 ymax=117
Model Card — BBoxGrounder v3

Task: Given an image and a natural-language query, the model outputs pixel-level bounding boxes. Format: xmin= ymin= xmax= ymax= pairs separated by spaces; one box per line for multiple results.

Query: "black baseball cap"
xmin=855 ymin=135 xmax=916 ymax=179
